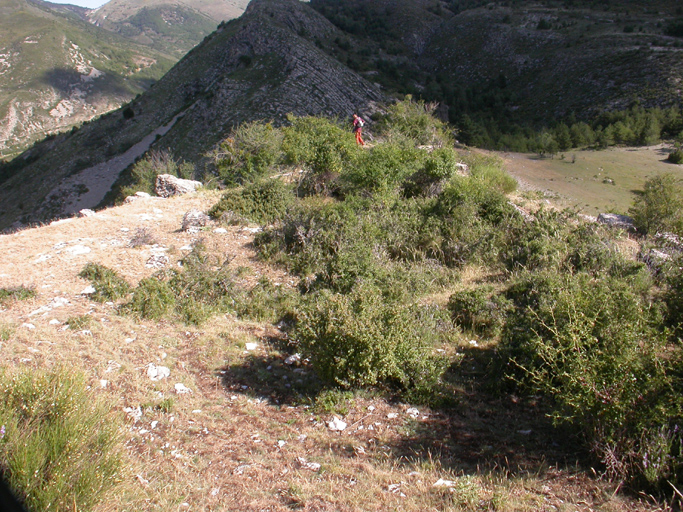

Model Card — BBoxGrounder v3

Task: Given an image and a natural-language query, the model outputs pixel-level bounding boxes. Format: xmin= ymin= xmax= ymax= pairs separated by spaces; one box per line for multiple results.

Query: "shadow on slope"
xmin=219 ymin=340 xmax=587 ymax=475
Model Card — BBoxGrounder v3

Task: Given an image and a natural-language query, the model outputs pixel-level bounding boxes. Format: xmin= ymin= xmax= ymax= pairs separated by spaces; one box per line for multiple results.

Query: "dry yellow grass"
xmin=0 ymin=190 xmax=668 ymax=511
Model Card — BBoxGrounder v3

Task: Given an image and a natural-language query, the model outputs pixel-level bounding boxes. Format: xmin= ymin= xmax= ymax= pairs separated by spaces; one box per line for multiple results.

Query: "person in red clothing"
xmin=352 ymin=113 xmax=365 ymax=146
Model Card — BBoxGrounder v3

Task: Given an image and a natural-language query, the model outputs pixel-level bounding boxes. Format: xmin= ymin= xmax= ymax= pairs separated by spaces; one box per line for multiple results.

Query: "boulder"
xmin=597 ymin=213 xmax=635 ymax=232
xmin=155 ymin=174 xmax=202 ymax=198
xmin=181 ymin=209 xmax=210 ymax=232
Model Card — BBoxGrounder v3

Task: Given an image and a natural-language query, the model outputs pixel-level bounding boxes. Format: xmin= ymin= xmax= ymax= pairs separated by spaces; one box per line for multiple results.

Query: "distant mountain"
xmin=0 ymin=0 xmax=385 ymax=229
xmin=310 ymin=0 xmax=683 ymax=125
xmin=0 ymin=0 xmax=175 ymax=158
xmin=0 ymin=0 xmax=250 ymax=159
xmin=87 ymin=0 xmax=250 ymax=57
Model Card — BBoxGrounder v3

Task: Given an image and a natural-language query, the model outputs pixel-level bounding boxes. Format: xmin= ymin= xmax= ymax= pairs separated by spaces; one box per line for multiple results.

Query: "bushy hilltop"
xmin=0 ymin=0 xmax=386 ymax=231
xmin=1 ymin=101 xmax=682 ymax=511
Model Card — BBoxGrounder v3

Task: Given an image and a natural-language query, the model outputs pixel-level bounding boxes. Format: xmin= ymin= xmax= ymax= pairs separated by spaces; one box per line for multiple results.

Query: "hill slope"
xmin=0 ymin=0 xmax=175 ymax=158
xmin=0 ymin=0 xmax=386 ymax=230
xmin=87 ymin=0 xmax=251 ymax=57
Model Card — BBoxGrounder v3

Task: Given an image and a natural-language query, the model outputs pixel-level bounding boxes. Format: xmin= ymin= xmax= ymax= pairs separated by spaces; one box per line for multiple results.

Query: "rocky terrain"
xmin=0 ymin=0 xmax=176 ymax=158
xmin=0 ymin=0 xmax=386 ymax=231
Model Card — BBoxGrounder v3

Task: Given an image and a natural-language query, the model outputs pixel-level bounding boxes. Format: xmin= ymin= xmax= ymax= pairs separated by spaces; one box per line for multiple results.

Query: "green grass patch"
xmin=0 ymin=368 xmax=126 ymax=512
xmin=78 ymin=263 xmax=132 ymax=302
xmin=0 ymin=286 xmax=36 ymax=305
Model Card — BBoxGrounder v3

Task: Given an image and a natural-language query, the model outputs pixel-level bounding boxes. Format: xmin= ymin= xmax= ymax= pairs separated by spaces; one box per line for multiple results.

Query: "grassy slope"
xmin=502 ymin=144 xmax=683 ymax=214
xmin=0 ymin=189 xmax=660 ymax=512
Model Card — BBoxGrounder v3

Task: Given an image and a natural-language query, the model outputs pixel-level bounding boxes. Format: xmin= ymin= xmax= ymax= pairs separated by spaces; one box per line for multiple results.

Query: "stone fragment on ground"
xmin=597 ymin=213 xmax=635 ymax=231
xmin=327 ymin=417 xmax=347 ymax=431
xmin=181 ymin=209 xmax=210 ymax=232
xmin=155 ymin=174 xmax=202 ymax=198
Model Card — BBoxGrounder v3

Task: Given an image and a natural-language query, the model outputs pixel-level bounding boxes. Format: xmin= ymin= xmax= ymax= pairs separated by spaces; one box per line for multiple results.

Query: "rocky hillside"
xmin=87 ymin=0 xmax=251 ymax=57
xmin=311 ymin=0 xmax=683 ymax=123
xmin=0 ymin=0 xmax=175 ymax=158
xmin=0 ymin=0 xmax=386 ymax=231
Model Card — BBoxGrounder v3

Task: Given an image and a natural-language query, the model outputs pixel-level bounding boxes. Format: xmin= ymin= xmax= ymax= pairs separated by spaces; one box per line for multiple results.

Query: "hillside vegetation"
xmin=4 ymin=100 xmax=681 ymax=510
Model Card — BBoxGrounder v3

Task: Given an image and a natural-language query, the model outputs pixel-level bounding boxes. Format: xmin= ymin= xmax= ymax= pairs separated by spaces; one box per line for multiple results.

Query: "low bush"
xmin=78 ymin=263 xmax=131 ymax=302
xmin=500 ymin=270 xmax=679 ymax=485
xmin=629 ymin=173 xmax=683 ymax=236
xmin=0 ymin=368 xmax=125 ymax=512
xmin=295 ymin=285 xmax=447 ymax=398
xmin=448 ymin=285 xmax=511 ymax=337
xmin=212 ymin=121 xmax=284 ymax=186
xmin=209 ymin=179 xmax=294 ymax=225
xmin=667 ymin=148 xmax=683 ymax=164
xmin=376 ymin=96 xmax=454 ymax=147
xmin=0 ymin=286 xmax=36 ymax=305
xmin=122 ymin=245 xmax=240 ymax=325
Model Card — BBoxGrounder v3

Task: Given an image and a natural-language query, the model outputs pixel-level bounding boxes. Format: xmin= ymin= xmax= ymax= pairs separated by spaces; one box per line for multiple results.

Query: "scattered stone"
xmin=151 ymin=421 xmax=159 ymax=429
xmin=78 ymin=209 xmax=96 ymax=217
xmin=284 ymin=353 xmax=301 ymax=365
xmin=469 ymin=340 xmax=479 ymax=347
xmin=406 ymin=408 xmax=420 ymax=418
xmin=296 ymin=457 xmax=321 ymax=472
xmin=147 ymin=364 xmax=170 ymax=381
xmin=80 ymin=285 xmax=96 ymax=295
xmin=66 ymin=245 xmax=91 ymax=255
xmin=517 ymin=429 xmax=532 ymax=435
xmin=508 ymin=201 xmax=536 ymax=223
xmin=277 ymin=440 xmax=286 ymax=448
xmin=387 ymin=413 xmax=398 ymax=419
xmin=327 ymin=417 xmax=347 ymax=431
xmin=181 ymin=209 xmax=210 ymax=232
xmin=124 ymin=406 xmax=143 ymax=422
xmin=99 ymin=379 xmax=109 ymax=388
xmin=145 ymin=254 xmax=169 ymax=269
xmin=21 ymin=323 xmax=36 ymax=330
xmin=155 ymin=174 xmax=202 ymax=198
xmin=597 ymin=213 xmax=635 ymax=232
xmin=174 ymin=383 xmax=192 ymax=394
xmin=49 ymin=319 xmax=61 ymax=325
xmin=124 ymin=192 xmax=151 ymax=204
xmin=367 ymin=405 xmax=376 ymax=412
xmin=213 ymin=228 xmax=228 ymax=234
xmin=433 ymin=478 xmax=456 ymax=487
xmin=245 ymin=342 xmax=258 ymax=351
xmin=105 ymin=360 xmax=121 ymax=373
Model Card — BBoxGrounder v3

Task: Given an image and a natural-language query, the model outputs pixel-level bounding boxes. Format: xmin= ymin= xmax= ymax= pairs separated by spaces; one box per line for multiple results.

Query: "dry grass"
xmin=0 ymin=190 xmax=668 ymax=511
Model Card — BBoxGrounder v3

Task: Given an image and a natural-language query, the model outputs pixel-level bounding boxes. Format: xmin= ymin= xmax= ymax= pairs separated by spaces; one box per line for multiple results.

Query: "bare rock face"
xmin=597 ymin=213 xmax=635 ymax=232
xmin=155 ymin=174 xmax=202 ymax=198
xmin=182 ymin=209 xmax=210 ymax=232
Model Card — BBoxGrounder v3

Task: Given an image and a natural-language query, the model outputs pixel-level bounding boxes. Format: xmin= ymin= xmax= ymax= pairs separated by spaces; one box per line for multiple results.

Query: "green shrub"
xmin=209 ymin=179 xmax=294 ymax=225
xmin=0 ymin=286 xmax=36 ymax=305
xmin=78 ymin=263 xmax=131 ymax=302
xmin=0 ymin=368 xmax=124 ymax=512
xmin=122 ymin=276 xmax=176 ymax=320
xmin=402 ymin=147 xmax=460 ymax=198
xmin=122 ymin=245 xmax=240 ymax=325
xmin=377 ymin=96 xmax=454 ymax=147
xmin=667 ymin=148 xmax=683 ymax=164
xmin=663 ymin=256 xmax=683 ymax=336
xmin=295 ymin=285 xmax=447 ymax=397
xmin=212 ymin=121 xmax=284 ymax=186
xmin=447 ymin=285 xmax=511 ymax=337
xmin=282 ymin=115 xmax=360 ymax=196
xmin=500 ymin=270 xmax=678 ymax=484
xmin=340 ymin=139 xmax=425 ymax=196
xmin=629 ymin=173 xmax=683 ymax=236
xmin=66 ymin=315 xmax=92 ymax=331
